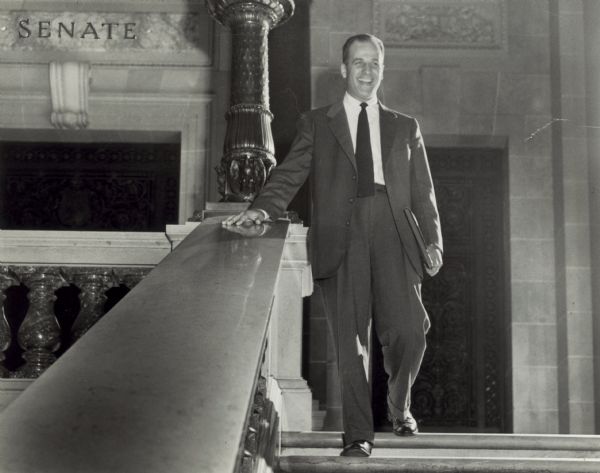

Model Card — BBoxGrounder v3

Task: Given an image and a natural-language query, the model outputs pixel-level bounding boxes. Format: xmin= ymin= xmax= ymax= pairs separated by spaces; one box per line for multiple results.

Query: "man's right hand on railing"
xmin=222 ymin=209 xmax=269 ymax=226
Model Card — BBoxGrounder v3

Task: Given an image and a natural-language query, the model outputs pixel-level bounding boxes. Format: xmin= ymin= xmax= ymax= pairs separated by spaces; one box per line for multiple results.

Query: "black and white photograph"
xmin=0 ymin=0 xmax=599 ymax=472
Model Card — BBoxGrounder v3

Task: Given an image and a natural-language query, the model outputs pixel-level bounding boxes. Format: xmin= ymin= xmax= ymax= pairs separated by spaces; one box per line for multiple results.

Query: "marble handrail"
xmin=0 ymin=221 xmax=290 ymax=473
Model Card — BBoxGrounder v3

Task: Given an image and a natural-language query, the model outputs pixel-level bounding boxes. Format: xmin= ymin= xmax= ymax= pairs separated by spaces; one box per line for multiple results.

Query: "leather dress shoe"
xmin=340 ymin=440 xmax=373 ymax=457
xmin=391 ymin=413 xmax=419 ymax=436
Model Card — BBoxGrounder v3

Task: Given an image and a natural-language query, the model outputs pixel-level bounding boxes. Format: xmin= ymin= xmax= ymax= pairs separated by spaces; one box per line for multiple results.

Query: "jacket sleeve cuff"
xmin=256 ymin=208 xmax=270 ymax=220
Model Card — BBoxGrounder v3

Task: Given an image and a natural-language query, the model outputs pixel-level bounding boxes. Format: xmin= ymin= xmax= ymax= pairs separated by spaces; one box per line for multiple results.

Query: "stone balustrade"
xmin=0 ymin=228 xmax=177 ymax=382
xmin=0 ymin=228 xmax=177 ymax=409
xmin=0 ymin=265 xmax=151 ymax=378
xmin=0 ymin=220 xmax=312 ymax=473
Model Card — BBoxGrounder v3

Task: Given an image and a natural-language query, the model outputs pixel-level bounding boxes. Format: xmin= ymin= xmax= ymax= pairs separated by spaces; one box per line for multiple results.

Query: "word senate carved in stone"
xmin=373 ymin=0 xmax=506 ymax=49
xmin=0 ymin=11 xmax=206 ymax=51
xmin=18 ymin=18 xmax=137 ymax=40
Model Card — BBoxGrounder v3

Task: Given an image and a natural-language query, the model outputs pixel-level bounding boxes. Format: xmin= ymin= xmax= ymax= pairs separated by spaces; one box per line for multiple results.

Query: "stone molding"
xmin=0 ymin=222 xmax=264 ymax=267
xmin=0 ymin=230 xmax=171 ymax=266
xmin=0 ymin=92 xmax=213 ymax=223
xmin=0 ymin=1 xmax=205 ymax=13
xmin=373 ymin=0 xmax=506 ymax=50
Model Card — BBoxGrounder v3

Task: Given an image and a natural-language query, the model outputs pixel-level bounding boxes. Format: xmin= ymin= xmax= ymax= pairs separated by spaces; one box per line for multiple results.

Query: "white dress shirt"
xmin=343 ymin=92 xmax=385 ymax=185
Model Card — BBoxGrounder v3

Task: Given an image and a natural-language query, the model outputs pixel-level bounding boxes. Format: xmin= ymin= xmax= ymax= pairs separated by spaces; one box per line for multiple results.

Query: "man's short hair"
xmin=342 ymin=34 xmax=385 ymax=65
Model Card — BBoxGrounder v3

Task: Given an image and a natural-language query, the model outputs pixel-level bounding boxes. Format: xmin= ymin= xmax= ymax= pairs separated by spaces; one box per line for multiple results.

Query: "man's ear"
xmin=340 ymin=63 xmax=347 ymax=79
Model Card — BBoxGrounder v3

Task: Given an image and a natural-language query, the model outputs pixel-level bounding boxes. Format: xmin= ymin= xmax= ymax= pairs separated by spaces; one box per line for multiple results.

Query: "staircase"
xmin=278 ymin=432 xmax=600 ymax=472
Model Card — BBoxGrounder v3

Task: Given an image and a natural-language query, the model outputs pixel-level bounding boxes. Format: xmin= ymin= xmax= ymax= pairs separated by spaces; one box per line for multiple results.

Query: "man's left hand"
xmin=425 ymin=245 xmax=443 ymax=277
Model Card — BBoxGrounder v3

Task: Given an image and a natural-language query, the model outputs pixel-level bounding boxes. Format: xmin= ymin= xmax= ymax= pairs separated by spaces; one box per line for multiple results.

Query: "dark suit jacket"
xmin=252 ymin=100 xmax=443 ymax=280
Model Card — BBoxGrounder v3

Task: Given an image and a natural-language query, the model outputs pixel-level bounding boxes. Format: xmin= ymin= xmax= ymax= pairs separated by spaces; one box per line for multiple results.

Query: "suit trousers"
xmin=314 ymin=187 xmax=431 ymax=444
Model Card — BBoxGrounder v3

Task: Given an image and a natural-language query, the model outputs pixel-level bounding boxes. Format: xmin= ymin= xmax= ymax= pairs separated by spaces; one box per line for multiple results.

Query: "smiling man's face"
xmin=341 ymin=39 xmax=384 ymax=102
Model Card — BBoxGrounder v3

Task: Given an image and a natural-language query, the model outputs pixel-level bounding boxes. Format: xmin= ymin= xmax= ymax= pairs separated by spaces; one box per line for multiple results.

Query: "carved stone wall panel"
xmin=0 ymin=11 xmax=213 ymax=65
xmin=373 ymin=0 xmax=506 ymax=50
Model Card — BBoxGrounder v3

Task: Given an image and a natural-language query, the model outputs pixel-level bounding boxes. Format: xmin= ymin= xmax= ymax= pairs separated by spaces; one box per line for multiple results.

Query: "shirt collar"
xmin=343 ymin=92 xmax=379 ymax=110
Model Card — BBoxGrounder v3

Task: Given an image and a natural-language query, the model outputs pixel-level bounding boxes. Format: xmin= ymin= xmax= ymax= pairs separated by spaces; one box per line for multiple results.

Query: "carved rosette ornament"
xmin=0 ymin=268 xmax=18 ymax=378
xmin=14 ymin=267 xmax=66 ymax=378
xmin=206 ymin=0 xmax=295 ymax=202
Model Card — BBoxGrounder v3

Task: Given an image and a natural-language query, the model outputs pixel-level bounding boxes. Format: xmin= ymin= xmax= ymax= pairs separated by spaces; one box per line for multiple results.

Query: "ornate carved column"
xmin=206 ymin=0 xmax=295 ymax=202
xmin=14 ymin=268 xmax=66 ymax=378
xmin=0 ymin=268 xmax=17 ymax=378
xmin=69 ymin=270 xmax=117 ymax=342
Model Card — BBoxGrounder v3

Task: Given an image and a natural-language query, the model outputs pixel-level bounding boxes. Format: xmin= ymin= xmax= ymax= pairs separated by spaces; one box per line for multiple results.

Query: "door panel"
xmin=373 ymin=147 xmax=508 ymax=433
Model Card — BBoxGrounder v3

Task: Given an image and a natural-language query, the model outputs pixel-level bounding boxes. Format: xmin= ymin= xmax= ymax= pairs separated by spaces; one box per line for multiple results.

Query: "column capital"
xmin=206 ymin=0 xmax=294 ymax=29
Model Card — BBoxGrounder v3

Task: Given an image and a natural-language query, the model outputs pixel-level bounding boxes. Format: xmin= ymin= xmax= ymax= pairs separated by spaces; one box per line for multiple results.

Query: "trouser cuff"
xmin=387 ymin=395 xmax=409 ymax=420
xmin=343 ymin=430 xmax=375 ymax=445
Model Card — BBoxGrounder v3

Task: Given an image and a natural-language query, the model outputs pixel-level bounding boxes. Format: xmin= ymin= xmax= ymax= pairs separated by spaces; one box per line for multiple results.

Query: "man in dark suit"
xmin=223 ymin=33 xmax=442 ymax=457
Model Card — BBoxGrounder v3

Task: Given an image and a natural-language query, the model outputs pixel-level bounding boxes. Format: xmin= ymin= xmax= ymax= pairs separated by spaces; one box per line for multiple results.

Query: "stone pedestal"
xmin=270 ymin=223 xmax=313 ymax=431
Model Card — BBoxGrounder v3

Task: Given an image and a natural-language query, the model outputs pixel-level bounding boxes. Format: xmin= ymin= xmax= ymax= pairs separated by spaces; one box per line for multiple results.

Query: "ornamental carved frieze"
xmin=373 ymin=0 xmax=506 ymax=49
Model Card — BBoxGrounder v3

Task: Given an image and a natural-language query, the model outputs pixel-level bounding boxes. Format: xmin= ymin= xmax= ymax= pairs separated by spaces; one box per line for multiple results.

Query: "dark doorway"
xmin=373 ymin=146 xmax=509 ymax=433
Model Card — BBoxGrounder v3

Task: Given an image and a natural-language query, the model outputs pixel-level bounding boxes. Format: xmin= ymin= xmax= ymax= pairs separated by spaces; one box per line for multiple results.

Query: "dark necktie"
xmin=356 ymin=102 xmax=374 ymax=197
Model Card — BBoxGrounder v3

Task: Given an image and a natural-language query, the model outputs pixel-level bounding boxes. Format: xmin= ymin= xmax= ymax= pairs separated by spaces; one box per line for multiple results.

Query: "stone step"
xmin=283 ymin=446 xmax=600 ymax=459
xmin=281 ymin=431 xmax=600 ymax=452
xmin=311 ymin=400 xmax=326 ymax=432
xmin=278 ymin=456 xmax=600 ymax=473
xmin=278 ymin=432 xmax=600 ymax=473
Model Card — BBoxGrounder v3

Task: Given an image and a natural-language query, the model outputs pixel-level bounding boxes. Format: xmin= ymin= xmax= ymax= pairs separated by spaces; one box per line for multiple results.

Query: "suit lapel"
xmin=327 ymin=102 xmax=356 ymax=170
xmin=379 ymin=104 xmax=398 ymax=168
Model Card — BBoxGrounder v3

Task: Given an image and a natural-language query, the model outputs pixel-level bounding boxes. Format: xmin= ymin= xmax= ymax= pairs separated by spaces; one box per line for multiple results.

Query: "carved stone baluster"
xmin=113 ymin=268 xmax=151 ymax=291
xmin=0 ymin=268 xmax=17 ymax=378
xmin=70 ymin=270 xmax=117 ymax=341
xmin=15 ymin=267 xmax=66 ymax=378
xmin=206 ymin=0 xmax=295 ymax=202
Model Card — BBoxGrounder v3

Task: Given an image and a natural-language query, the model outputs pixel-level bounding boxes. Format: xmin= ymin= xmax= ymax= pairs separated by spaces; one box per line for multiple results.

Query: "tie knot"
xmin=360 ymin=102 xmax=368 ymax=110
